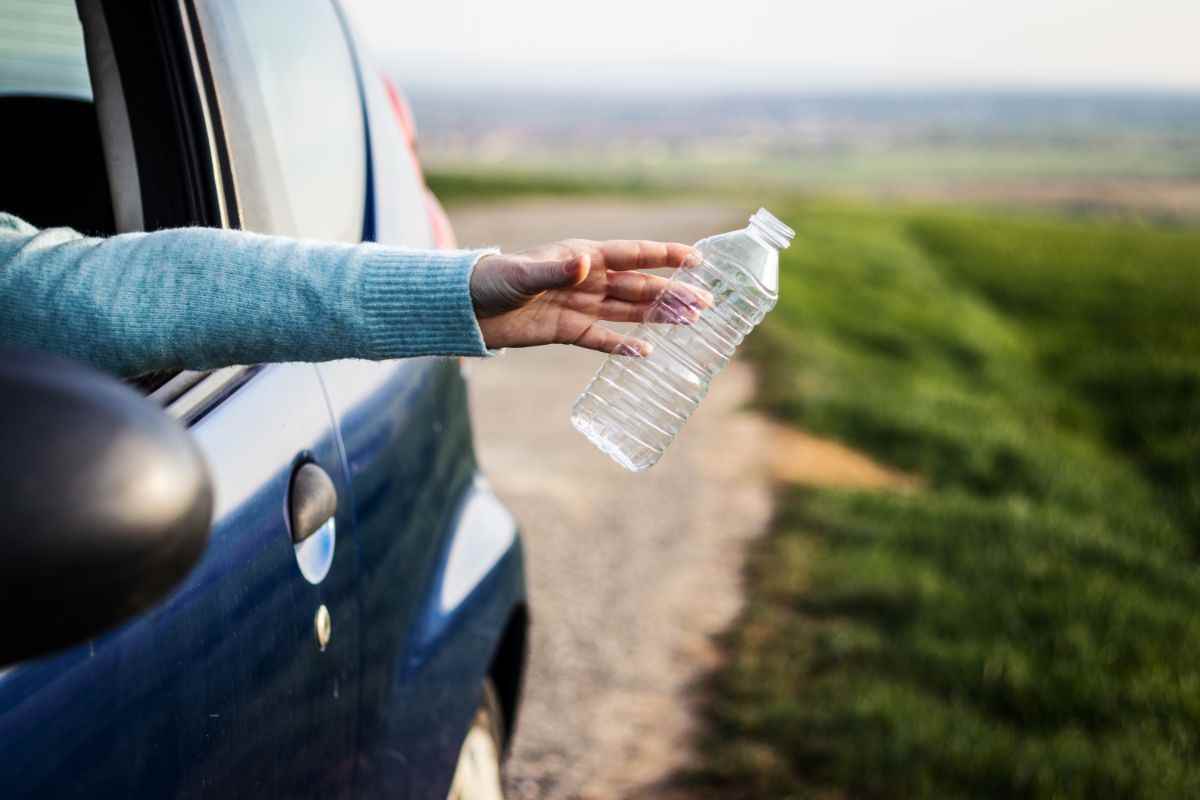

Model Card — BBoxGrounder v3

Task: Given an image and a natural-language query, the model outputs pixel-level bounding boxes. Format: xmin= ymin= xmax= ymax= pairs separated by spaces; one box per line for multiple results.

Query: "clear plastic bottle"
xmin=571 ymin=208 xmax=795 ymax=470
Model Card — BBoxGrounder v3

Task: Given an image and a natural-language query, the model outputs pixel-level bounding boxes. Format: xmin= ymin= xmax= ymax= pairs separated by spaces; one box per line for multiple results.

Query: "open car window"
xmin=0 ymin=0 xmax=115 ymax=236
xmin=0 ymin=0 xmax=91 ymax=99
xmin=1 ymin=1 xmax=245 ymax=400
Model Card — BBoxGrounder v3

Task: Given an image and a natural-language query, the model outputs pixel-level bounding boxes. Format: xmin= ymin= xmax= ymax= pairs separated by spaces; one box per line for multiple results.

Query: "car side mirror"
xmin=0 ymin=349 xmax=213 ymax=667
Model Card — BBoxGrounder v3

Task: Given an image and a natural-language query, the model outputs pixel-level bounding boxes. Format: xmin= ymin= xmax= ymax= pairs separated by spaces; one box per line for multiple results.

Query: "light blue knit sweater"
xmin=0 ymin=213 xmax=495 ymax=376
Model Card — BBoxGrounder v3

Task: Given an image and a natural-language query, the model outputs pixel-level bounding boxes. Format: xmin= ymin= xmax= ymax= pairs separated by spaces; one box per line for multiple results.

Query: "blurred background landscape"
xmin=413 ymin=87 xmax=1200 ymax=222
xmin=350 ymin=0 xmax=1199 ymax=796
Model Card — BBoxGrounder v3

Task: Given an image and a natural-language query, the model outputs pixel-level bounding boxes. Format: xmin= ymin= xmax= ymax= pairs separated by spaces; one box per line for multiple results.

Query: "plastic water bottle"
xmin=571 ymin=208 xmax=795 ymax=470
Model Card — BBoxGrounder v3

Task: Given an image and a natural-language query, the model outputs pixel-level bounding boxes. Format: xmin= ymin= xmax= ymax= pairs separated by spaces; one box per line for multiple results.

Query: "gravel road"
xmin=448 ymin=200 xmax=774 ymax=799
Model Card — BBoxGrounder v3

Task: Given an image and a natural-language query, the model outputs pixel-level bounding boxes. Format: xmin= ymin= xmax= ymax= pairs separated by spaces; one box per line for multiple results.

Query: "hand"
xmin=469 ymin=239 xmax=711 ymax=354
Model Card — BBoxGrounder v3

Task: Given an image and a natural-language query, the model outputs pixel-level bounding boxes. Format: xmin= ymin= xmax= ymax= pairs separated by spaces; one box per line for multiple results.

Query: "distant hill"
xmin=407 ymin=87 xmax=1200 ymax=220
xmin=407 ymin=87 xmax=1200 ymax=147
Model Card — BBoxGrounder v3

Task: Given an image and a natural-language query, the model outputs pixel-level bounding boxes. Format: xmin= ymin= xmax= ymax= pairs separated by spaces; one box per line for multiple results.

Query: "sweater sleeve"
xmin=0 ymin=213 xmax=495 ymax=376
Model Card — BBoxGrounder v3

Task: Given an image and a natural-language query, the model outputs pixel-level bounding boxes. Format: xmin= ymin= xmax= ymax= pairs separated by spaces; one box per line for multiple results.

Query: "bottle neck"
xmin=726 ymin=230 xmax=779 ymax=297
xmin=745 ymin=225 xmax=782 ymax=252
xmin=748 ymin=208 xmax=795 ymax=251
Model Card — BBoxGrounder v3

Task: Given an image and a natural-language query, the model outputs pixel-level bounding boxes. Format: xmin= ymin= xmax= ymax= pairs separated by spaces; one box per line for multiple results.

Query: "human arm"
xmin=0 ymin=214 xmax=705 ymax=376
xmin=0 ymin=213 xmax=494 ymax=376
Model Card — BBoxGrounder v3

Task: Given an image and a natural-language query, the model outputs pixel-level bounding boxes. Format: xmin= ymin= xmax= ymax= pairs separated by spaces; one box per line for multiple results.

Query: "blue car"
xmin=0 ymin=1 xmax=528 ymax=797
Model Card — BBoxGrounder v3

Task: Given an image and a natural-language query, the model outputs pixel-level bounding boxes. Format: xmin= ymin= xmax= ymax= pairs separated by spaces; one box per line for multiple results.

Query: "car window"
xmin=0 ymin=0 xmax=115 ymax=238
xmin=193 ymin=0 xmax=365 ymax=243
xmin=0 ymin=0 xmax=91 ymax=99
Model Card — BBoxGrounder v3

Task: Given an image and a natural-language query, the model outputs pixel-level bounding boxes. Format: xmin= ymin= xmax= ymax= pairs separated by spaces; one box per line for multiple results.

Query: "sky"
xmin=344 ymin=0 xmax=1200 ymax=92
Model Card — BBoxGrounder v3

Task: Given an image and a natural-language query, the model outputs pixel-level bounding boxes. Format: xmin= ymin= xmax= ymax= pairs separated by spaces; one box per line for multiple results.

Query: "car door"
xmin=0 ymin=2 xmax=360 ymax=796
xmin=0 ymin=368 xmax=360 ymax=798
xmin=190 ymin=0 xmax=530 ymax=794
xmin=161 ymin=3 xmax=527 ymax=797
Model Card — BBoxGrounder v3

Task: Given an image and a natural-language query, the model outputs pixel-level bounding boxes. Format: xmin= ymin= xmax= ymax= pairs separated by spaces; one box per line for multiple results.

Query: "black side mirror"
xmin=0 ymin=350 xmax=213 ymax=666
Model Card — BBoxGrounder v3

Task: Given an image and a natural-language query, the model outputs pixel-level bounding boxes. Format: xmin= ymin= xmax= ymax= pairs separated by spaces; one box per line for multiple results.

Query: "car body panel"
xmin=314 ymin=357 xmax=525 ymax=799
xmin=326 ymin=6 xmax=530 ymax=793
xmin=349 ymin=37 xmax=434 ymax=248
xmin=0 ymin=364 xmax=359 ymax=798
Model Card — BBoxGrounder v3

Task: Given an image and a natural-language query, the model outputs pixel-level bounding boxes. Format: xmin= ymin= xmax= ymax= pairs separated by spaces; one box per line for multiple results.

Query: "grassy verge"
xmin=425 ymin=168 xmax=674 ymax=205
xmin=696 ymin=202 xmax=1200 ymax=797
xmin=426 ymin=139 xmax=1200 ymax=197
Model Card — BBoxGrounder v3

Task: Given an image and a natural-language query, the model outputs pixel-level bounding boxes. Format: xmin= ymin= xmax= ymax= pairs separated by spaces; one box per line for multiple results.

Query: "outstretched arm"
xmin=0 ymin=214 xmax=705 ymax=376
xmin=0 ymin=213 xmax=495 ymax=375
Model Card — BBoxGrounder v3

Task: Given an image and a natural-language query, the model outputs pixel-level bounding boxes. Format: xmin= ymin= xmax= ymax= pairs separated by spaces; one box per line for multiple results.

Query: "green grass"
xmin=426 ymin=139 xmax=1200 ymax=205
xmin=425 ymin=168 xmax=672 ymax=204
xmin=695 ymin=202 xmax=1200 ymax=797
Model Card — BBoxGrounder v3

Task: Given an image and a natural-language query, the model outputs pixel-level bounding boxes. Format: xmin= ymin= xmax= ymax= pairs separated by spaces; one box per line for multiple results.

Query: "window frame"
xmin=93 ymin=0 xmax=237 ymax=231
xmin=84 ymin=0 xmax=252 ymax=413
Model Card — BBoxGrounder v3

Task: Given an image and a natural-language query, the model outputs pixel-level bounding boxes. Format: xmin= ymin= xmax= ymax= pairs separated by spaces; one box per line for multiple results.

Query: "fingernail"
xmin=617 ymin=341 xmax=652 ymax=357
xmin=614 ymin=342 xmax=639 ymax=357
xmin=684 ymin=250 xmax=703 ymax=267
xmin=658 ymin=295 xmax=691 ymax=325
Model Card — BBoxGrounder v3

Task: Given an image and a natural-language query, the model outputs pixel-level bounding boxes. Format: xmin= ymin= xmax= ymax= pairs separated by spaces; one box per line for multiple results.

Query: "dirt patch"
xmin=767 ymin=424 xmax=921 ymax=492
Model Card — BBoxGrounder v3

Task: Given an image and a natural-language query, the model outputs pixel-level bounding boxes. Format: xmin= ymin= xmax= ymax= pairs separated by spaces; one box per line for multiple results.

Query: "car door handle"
xmin=290 ymin=463 xmax=338 ymax=544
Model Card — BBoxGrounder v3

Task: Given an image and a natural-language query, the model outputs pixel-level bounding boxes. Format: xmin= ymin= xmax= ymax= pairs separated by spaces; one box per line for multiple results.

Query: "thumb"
xmin=514 ymin=254 xmax=589 ymax=294
xmin=471 ymin=253 xmax=590 ymax=317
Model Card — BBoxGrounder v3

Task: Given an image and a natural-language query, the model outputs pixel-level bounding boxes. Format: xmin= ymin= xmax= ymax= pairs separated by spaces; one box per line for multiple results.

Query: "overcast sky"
xmin=344 ymin=0 xmax=1199 ymax=91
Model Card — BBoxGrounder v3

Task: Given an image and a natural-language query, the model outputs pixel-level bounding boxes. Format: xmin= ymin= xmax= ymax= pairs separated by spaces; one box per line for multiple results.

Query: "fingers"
xmin=645 ymin=290 xmax=705 ymax=324
xmin=606 ymin=272 xmax=714 ymax=307
xmin=591 ymin=298 xmax=647 ymax=323
xmin=572 ymin=240 xmax=699 ymax=272
xmin=571 ymin=324 xmax=653 ymax=357
xmin=594 ymin=298 xmax=697 ymax=324
xmin=605 ymin=271 xmax=668 ymax=304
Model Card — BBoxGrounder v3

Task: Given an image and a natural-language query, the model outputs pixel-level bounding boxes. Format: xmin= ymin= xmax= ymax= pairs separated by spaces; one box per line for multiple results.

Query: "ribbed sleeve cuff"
xmin=358 ymin=246 xmax=498 ymax=359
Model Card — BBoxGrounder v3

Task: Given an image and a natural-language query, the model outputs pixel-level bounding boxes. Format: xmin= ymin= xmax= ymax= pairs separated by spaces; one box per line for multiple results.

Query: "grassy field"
xmin=426 ymin=140 xmax=1200 ymax=192
xmin=427 ymin=164 xmax=1200 ymax=227
xmin=693 ymin=202 xmax=1200 ymax=797
xmin=429 ymin=167 xmax=1200 ymax=795
xmin=426 ymin=169 xmax=671 ymax=205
